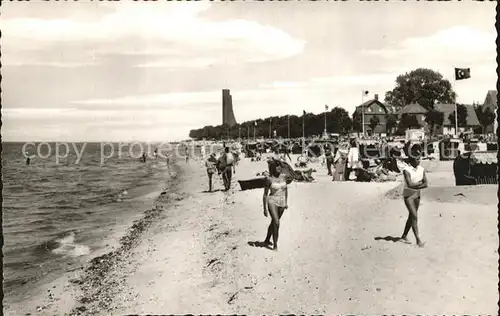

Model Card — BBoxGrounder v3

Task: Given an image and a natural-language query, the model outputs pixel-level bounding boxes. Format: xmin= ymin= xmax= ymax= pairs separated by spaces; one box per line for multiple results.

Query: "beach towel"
xmin=238 ymin=177 xmax=267 ymax=191
xmin=271 ymin=158 xmax=314 ymax=182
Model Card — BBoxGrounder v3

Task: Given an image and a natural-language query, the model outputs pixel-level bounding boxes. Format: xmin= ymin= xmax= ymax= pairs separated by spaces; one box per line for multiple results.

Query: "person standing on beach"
xmin=345 ymin=139 xmax=359 ymax=181
xmin=205 ymin=153 xmax=218 ymax=192
xmin=201 ymin=144 xmax=206 ymax=160
xmin=400 ymin=144 xmax=428 ymax=247
xmin=218 ymin=147 xmax=234 ymax=191
xmin=332 ymin=146 xmax=346 ymax=181
xmin=325 ymin=146 xmax=334 ymax=176
xmin=262 ymin=159 xmax=291 ymax=251
xmin=231 ymin=149 xmax=239 ymax=175
xmin=184 ymin=146 xmax=190 ymax=163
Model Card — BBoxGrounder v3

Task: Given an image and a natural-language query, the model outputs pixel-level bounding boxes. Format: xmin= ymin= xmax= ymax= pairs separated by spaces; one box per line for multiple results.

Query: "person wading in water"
xmin=400 ymin=144 xmax=428 ymax=247
xmin=262 ymin=159 xmax=292 ymax=251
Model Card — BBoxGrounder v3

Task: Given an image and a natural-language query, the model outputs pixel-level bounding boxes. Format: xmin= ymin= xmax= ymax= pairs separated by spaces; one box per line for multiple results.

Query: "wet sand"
xmin=3 ymin=162 xmax=184 ymax=316
xmin=9 ymin=155 xmax=497 ymax=315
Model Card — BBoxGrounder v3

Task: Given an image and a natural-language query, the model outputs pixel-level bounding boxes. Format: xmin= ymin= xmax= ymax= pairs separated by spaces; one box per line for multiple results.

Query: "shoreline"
xmin=108 ymin=155 xmax=497 ymax=315
xmin=6 ymin=155 xmax=497 ymax=315
xmin=3 ymin=159 xmax=186 ymax=316
xmin=69 ymin=160 xmax=186 ymax=315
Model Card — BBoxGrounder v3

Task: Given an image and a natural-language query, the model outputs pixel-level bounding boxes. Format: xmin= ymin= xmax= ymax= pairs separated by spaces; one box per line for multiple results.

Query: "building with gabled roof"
xmin=434 ymin=103 xmax=480 ymax=135
xmin=396 ymin=102 xmax=428 ymax=128
xmin=353 ymin=94 xmax=390 ymax=134
xmin=397 ymin=102 xmax=428 ymax=115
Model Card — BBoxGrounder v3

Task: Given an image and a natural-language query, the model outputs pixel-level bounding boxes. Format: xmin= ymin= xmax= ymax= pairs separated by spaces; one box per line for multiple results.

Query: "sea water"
xmin=2 ymin=142 xmax=174 ymax=302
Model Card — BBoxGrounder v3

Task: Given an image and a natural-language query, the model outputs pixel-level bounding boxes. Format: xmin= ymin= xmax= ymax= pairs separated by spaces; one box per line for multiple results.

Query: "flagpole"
xmin=324 ymin=105 xmax=327 ymax=136
xmin=302 ymin=111 xmax=305 ymax=149
xmin=303 ymin=113 xmax=305 ymax=139
xmin=454 ymin=77 xmax=458 ymax=137
xmin=269 ymin=117 xmax=272 ymax=139
xmin=453 ymin=67 xmax=471 ymax=137
xmin=247 ymin=125 xmax=249 ymax=140
xmin=361 ymin=91 xmax=365 ymax=137
xmin=287 ymin=115 xmax=290 ymax=140
xmin=254 ymin=123 xmax=256 ymax=140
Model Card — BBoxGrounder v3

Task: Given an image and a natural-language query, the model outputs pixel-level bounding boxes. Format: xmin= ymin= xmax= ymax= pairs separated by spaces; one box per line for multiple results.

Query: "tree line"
xmin=188 ymin=68 xmax=495 ymax=140
xmin=188 ymin=107 xmax=353 ymax=140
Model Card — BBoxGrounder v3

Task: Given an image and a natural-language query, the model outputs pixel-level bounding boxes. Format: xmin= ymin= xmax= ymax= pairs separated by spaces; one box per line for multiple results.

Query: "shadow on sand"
xmin=247 ymin=241 xmax=273 ymax=250
xmin=374 ymin=236 xmax=403 ymax=242
xmin=201 ymin=189 xmax=223 ymax=193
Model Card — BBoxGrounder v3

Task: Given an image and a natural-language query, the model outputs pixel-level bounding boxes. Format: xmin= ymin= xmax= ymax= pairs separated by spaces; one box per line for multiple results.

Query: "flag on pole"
xmin=455 ymin=68 xmax=471 ymax=80
xmin=303 ymin=110 xmax=306 ymax=116
xmin=325 ymin=105 xmax=329 ymax=111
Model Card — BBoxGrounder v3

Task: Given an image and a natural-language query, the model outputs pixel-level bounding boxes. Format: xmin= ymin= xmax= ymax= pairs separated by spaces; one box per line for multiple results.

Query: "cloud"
xmin=2 ymin=107 xmax=209 ymax=141
xmin=72 ymin=90 xmax=221 ymax=107
xmin=2 ymin=2 xmax=306 ymax=68
xmin=71 ymin=72 xmax=394 ymax=118
xmin=360 ymin=26 xmax=496 ymax=103
xmin=363 ymin=26 xmax=495 ymax=70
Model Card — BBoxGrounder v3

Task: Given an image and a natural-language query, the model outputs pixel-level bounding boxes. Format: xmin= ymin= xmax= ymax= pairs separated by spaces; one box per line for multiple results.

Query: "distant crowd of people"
xmin=198 ymin=137 xmax=429 ymax=251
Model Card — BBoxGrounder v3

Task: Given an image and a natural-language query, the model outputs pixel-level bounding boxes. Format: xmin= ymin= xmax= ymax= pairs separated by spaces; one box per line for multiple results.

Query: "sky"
xmin=1 ymin=1 xmax=497 ymax=142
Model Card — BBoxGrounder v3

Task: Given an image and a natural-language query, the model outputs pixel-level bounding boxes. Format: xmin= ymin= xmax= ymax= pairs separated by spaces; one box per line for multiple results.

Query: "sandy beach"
xmin=4 ymin=2 xmax=498 ymax=315
xmin=11 ymin=155 xmax=497 ymax=315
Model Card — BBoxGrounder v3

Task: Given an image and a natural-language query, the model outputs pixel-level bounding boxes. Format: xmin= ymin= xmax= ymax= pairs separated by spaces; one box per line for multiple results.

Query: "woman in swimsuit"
xmin=400 ymin=144 xmax=428 ymax=247
xmin=262 ymin=159 xmax=291 ymax=251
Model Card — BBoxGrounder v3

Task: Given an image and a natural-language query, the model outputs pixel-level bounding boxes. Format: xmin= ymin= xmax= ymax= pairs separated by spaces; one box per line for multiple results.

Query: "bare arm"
xmin=285 ymin=185 xmax=288 ymax=208
xmin=262 ymin=178 xmax=270 ymax=216
xmin=280 ymin=174 xmax=289 ymax=207
xmin=416 ymin=171 xmax=428 ymax=189
xmin=403 ymin=170 xmax=420 ymax=190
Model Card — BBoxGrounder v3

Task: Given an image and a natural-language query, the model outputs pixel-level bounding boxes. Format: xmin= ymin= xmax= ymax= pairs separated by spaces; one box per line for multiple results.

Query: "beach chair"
xmin=454 ymin=151 xmax=497 ymax=185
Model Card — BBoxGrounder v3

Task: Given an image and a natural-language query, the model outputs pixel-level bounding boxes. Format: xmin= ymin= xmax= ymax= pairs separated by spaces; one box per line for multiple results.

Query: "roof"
xmin=483 ymin=90 xmax=497 ymax=109
xmin=354 ymin=99 xmax=389 ymax=114
xmin=434 ymin=103 xmax=480 ymax=126
xmin=397 ymin=103 xmax=428 ymax=115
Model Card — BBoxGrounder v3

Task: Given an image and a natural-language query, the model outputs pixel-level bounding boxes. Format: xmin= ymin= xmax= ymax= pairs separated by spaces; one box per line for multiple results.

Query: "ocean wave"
xmin=2 ymin=205 xmax=30 ymax=210
xmin=41 ymin=231 xmax=90 ymax=257
xmin=2 ymin=146 xmax=178 ymax=297
xmin=3 ymin=224 xmax=58 ymax=236
xmin=38 ymin=205 xmax=81 ymax=210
